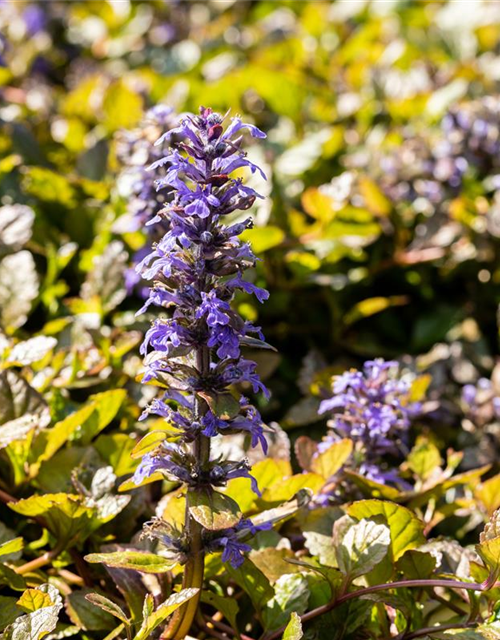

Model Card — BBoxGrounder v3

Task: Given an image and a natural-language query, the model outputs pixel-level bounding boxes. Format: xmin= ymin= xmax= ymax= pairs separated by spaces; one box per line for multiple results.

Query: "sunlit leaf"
xmin=240 ymin=226 xmax=285 ymax=253
xmin=0 ymin=538 xmax=23 ymax=560
xmin=476 ymin=475 xmax=500 ymax=516
xmin=262 ymin=574 xmax=309 ymax=632
xmin=0 ymin=371 xmax=49 ymax=450
xmin=188 ymin=489 xmax=242 ymax=531
xmin=406 ymin=438 xmax=442 ymax=481
xmin=9 ymin=494 xmax=95 ymax=547
xmin=347 ymin=500 xmax=425 ymax=561
xmin=344 ymin=296 xmax=408 ymax=326
xmin=262 ymin=473 xmax=325 ymax=504
xmin=84 ymin=551 xmax=176 ymax=574
xmin=358 ymin=177 xmax=391 ymax=216
xmin=0 ymin=205 xmax=34 ymax=257
xmin=17 ymin=590 xmax=53 ymax=614
xmin=0 ymin=251 xmax=39 ymax=331
xmin=22 ymin=167 xmax=77 ymax=207
xmin=336 ymin=518 xmax=391 ymax=579
xmin=130 ymin=431 xmax=168 ymax=460
xmin=80 ymin=241 xmax=128 ymax=315
xmin=3 ymin=584 xmax=62 ymax=640
xmin=282 ymin=611 xmax=303 ymax=640
xmin=477 ymin=509 xmax=500 ymax=585
xmin=133 ymin=589 xmax=199 ymax=640
xmin=95 ymin=434 xmax=138 ymax=477
xmin=310 ymin=439 xmax=353 ymax=479
xmin=5 ymin=337 xmax=57 ymax=367
xmin=84 ymin=593 xmax=129 ymax=626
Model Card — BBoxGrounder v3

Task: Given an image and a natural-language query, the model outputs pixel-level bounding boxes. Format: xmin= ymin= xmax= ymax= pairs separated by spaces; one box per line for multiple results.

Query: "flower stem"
xmin=162 ymin=348 xmax=211 ymax=639
xmin=14 ymin=542 xmax=65 ymax=575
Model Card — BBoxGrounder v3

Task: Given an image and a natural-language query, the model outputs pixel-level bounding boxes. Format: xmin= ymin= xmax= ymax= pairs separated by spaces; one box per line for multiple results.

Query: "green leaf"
xmin=250 ymin=548 xmax=301 ymax=584
xmin=197 ymin=391 xmax=241 ymax=420
xmin=285 ymin=251 xmax=321 ymax=278
xmin=301 ymin=507 xmax=343 ymax=567
xmin=428 ymin=623 xmax=500 ymax=639
xmin=0 ymin=524 xmax=22 ymax=562
xmin=347 ymin=500 xmax=426 ymax=561
xmin=0 ymin=538 xmax=23 ymax=560
xmin=17 ymin=590 xmax=53 ymax=614
xmin=35 ymin=447 xmax=98 ymax=493
xmin=94 ymin=434 xmax=138 ymax=477
xmin=133 ymin=588 xmax=199 ymax=640
xmin=407 ymin=439 xmax=442 ymax=481
xmin=328 ymin=597 xmax=373 ymax=638
xmin=80 ymin=241 xmax=128 ymax=315
xmin=396 ymin=550 xmax=437 ymax=579
xmin=477 ymin=508 xmax=500 ymax=585
xmin=65 ymin=589 xmax=116 ymax=631
xmin=262 ymin=574 xmax=309 ymax=632
xmin=30 ymin=390 xmax=127 ymax=476
xmin=0 ymin=371 xmax=50 ymax=449
xmin=75 ymin=390 xmax=127 ymax=445
xmin=0 ymin=565 xmax=26 ymax=591
xmin=130 ymin=431 xmax=168 ymax=460
xmin=0 ymin=595 xmax=22 ymax=631
xmin=282 ymin=611 xmax=303 ymax=640
xmin=200 ymin=591 xmax=239 ymax=637
xmin=188 ymin=489 xmax=242 ymax=531
xmin=261 ymin=473 xmax=324 ymax=504
xmin=344 ymin=296 xmax=408 ymax=326
xmin=476 ymin=474 xmax=500 ymax=516
xmin=100 ymin=562 xmax=147 ymax=623
xmin=29 ymin=405 xmax=95 ymax=476
xmin=240 ymin=226 xmax=285 ymax=253
xmin=0 ymin=251 xmax=39 ymax=330
xmin=5 ymin=337 xmax=57 ymax=367
xmin=359 ymin=591 xmax=413 ymax=620
xmin=226 ymin=559 xmax=274 ymax=612
xmin=0 ymin=205 xmax=34 ymax=257
xmin=9 ymin=493 xmax=94 ymax=547
xmin=2 ymin=584 xmax=63 ymax=640
xmin=22 ymin=167 xmax=76 ymax=207
xmin=84 ymin=551 xmax=175 ymax=574
xmin=310 ymin=439 xmax=353 ymax=479
xmin=344 ymin=471 xmax=401 ymax=501
xmin=336 ymin=518 xmax=391 ymax=579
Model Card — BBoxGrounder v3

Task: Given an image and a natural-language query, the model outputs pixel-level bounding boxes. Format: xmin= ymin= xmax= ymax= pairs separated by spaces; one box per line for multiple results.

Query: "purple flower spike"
xmin=317 ymin=358 xmax=421 ymax=495
xmin=130 ymin=106 xmax=271 ymax=572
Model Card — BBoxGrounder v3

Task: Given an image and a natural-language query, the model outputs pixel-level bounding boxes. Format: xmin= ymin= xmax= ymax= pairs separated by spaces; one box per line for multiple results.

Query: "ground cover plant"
xmin=3 ymin=1 xmax=500 ymax=639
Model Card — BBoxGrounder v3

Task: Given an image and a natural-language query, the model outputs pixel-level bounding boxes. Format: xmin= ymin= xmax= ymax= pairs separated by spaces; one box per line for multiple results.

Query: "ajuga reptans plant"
xmin=131 ymin=107 xmax=270 ymax=638
xmin=316 ymin=358 xmax=420 ymax=503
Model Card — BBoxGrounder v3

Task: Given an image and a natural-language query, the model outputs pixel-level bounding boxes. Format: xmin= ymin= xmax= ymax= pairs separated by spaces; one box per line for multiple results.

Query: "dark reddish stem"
xmin=263 ymin=578 xmax=493 ymax=640
xmin=402 ymin=622 xmax=477 ymax=640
